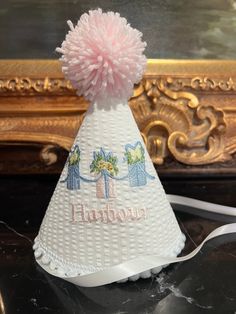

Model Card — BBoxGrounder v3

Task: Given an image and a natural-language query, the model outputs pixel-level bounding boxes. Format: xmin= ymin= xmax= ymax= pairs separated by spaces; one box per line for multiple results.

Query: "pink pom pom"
xmin=56 ymin=8 xmax=147 ymax=102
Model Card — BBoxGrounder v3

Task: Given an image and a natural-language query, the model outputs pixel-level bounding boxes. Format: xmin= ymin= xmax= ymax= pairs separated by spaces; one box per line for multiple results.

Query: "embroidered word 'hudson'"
xmin=70 ymin=203 xmax=148 ymax=223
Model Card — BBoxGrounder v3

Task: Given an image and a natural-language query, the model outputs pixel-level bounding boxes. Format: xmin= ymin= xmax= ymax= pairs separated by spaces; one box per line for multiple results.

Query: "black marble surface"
xmin=1 ymin=0 xmax=236 ymax=59
xmin=0 ymin=175 xmax=236 ymax=314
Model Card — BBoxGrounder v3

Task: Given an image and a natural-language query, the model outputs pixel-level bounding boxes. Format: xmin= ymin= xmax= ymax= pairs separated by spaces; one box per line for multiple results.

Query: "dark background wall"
xmin=1 ymin=0 xmax=236 ymax=59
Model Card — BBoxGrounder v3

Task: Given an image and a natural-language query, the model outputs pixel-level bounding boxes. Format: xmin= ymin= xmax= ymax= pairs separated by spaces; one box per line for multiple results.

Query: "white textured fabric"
xmin=36 ymin=223 xmax=236 ymax=287
xmin=34 ymin=100 xmax=185 ymax=281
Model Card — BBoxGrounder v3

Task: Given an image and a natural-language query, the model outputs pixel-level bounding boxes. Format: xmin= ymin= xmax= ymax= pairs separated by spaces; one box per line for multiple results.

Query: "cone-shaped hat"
xmin=33 ymin=9 xmax=185 ymax=285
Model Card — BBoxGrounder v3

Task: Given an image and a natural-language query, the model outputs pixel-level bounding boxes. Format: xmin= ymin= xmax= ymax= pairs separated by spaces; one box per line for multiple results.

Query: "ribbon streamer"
xmin=39 ymin=196 xmax=236 ymax=287
xmin=167 ymin=194 xmax=236 ymax=217
xmin=68 ymin=223 xmax=236 ymax=287
xmin=65 ymin=223 xmax=236 ymax=287
xmin=40 ymin=223 xmax=236 ymax=287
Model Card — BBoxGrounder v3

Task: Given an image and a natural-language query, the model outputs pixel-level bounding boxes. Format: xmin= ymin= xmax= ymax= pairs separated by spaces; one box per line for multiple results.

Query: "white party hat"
xmin=33 ymin=9 xmax=185 ymax=285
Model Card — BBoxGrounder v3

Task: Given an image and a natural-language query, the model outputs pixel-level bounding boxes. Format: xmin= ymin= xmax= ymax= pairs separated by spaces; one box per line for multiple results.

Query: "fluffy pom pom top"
xmin=56 ymin=8 xmax=147 ymax=102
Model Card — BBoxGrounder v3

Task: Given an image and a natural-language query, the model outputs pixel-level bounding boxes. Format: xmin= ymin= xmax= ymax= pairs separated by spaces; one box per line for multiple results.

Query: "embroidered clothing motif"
xmin=62 ymin=142 xmax=155 ymax=198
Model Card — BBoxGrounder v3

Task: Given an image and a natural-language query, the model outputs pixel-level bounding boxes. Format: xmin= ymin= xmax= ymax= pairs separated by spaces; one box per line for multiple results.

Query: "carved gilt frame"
xmin=0 ymin=59 xmax=236 ymax=173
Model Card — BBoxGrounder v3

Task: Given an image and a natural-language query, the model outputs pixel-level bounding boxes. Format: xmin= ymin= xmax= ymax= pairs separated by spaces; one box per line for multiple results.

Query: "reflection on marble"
xmin=1 ymin=0 xmax=236 ymax=59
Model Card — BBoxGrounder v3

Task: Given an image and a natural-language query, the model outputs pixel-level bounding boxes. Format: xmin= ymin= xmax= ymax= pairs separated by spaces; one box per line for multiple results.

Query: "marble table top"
xmin=0 ymin=175 xmax=236 ymax=313
xmin=1 ymin=210 xmax=236 ymax=313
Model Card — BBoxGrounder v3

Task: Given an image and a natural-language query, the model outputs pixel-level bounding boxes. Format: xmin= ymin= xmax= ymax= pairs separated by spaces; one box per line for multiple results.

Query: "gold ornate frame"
xmin=0 ymin=59 xmax=236 ymax=173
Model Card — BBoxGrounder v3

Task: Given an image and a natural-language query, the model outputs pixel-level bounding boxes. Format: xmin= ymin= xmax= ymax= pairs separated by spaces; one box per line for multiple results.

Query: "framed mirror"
xmin=0 ymin=0 xmax=236 ymax=181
